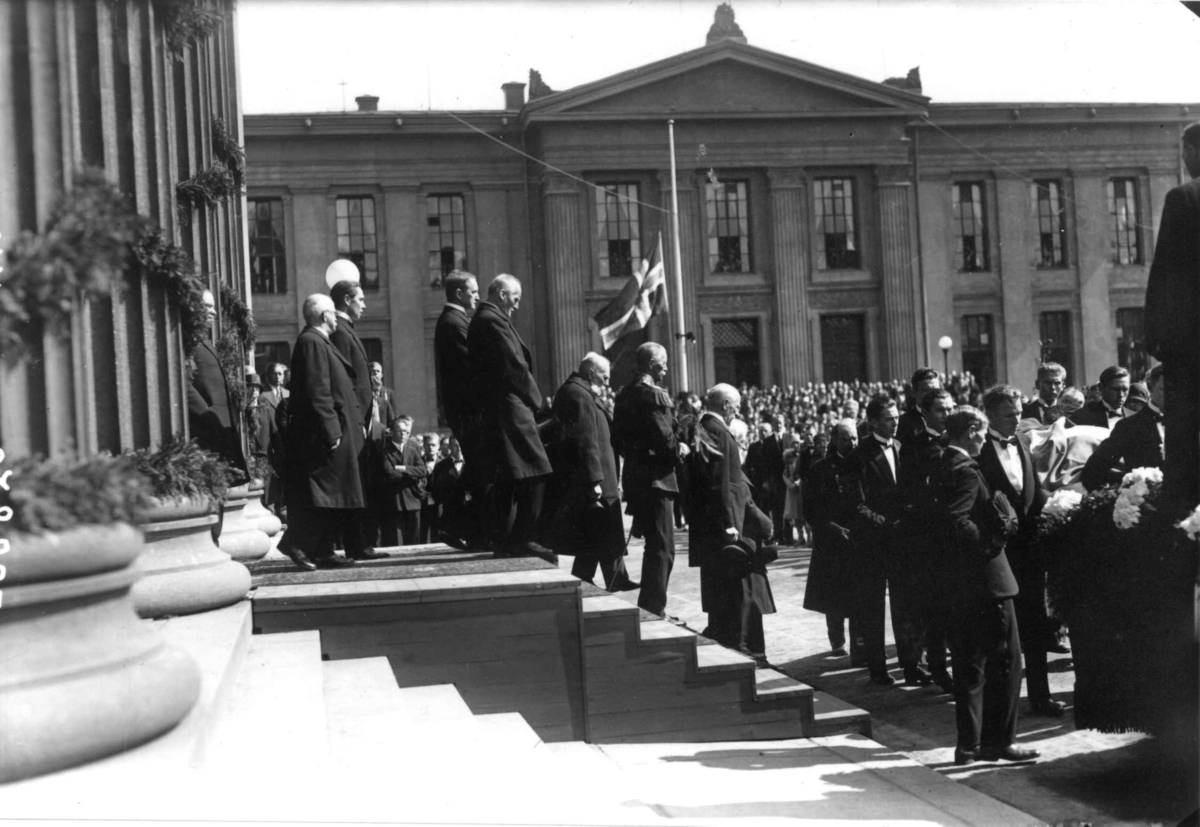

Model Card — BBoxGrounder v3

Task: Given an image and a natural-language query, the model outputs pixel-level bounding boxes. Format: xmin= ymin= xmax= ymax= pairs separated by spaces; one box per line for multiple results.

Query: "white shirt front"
xmin=988 ymin=428 xmax=1023 ymax=494
xmin=873 ymin=432 xmax=898 ymax=482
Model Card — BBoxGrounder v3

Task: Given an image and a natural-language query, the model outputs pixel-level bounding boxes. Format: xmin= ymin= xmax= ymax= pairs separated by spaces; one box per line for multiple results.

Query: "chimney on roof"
xmin=707 ymin=3 xmax=746 ymax=45
xmin=882 ymin=67 xmax=922 ymax=94
xmin=502 ymin=82 xmax=526 ymax=110
xmin=355 ymin=94 xmax=379 ymax=112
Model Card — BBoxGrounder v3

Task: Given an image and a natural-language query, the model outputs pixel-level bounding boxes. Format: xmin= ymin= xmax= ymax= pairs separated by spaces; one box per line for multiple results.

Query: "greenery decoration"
xmin=247 ymin=453 xmax=272 ymax=482
xmin=1 ymin=452 xmax=151 ymax=535
xmin=153 ymin=0 xmax=227 ymax=58
xmin=216 ymin=328 xmax=249 ymax=413
xmin=125 ymin=435 xmax=231 ymax=504
xmin=130 ymin=227 xmax=208 ymax=356
xmin=175 ymin=161 xmax=238 ymax=226
xmin=211 ymin=116 xmax=245 ymax=190
xmin=0 ymin=169 xmax=141 ymax=354
xmin=218 ymin=281 xmax=256 ymax=356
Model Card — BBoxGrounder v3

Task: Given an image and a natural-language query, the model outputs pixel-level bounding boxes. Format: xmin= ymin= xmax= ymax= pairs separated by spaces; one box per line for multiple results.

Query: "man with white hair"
xmin=467 ymin=274 xmax=555 ymax=562
xmin=612 ymin=341 xmax=687 ymax=619
xmin=547 ymin=352 xmax=637 ymax=591
xmin=275 ymin=294 xmax=363 ymax=570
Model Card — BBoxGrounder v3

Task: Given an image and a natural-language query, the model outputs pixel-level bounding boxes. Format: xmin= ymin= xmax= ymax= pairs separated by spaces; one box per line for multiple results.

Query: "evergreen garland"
xmin=125 ymin=435 xmax=231 ymax=505
xmin=218 ymin=281 xmax=256 ymax=356
xmin=0 ymin=170 xmax=141 ymax=354
xmin=1 ymin=452 xmax=151 ymax=535
xmin=211 ymin=116 xmax=245 ymax=190
xmin=175 ymin=161 xmax=238 ymax=226
xmin=153 ymin=0 xmax=227 ymax=59
xmin=130 ymin=227 xmax=208 ymax=356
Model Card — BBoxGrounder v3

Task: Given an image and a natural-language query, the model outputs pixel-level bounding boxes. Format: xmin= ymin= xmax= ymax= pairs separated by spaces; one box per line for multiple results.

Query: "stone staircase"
xmin=0 ymin=596 xmax=1036 ymax=825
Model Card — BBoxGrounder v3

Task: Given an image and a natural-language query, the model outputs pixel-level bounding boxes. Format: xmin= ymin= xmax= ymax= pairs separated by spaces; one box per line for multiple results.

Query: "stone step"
xmin=0 ymin=601 xmax=254 ymax=819
xmin=474 ymin=712 xmax=545 ymax=750
xmin=809 ymin=689 xmax=873 ymax=737
xmin=203 ymin=629 xmax=330 ymax=777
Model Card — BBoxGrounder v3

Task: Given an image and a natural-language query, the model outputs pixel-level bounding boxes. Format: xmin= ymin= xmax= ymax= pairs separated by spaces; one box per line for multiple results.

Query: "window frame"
xmin=1032 ymin=179 xmax=1068 ymax=269
xmin=812 ymin=176 xmax=862 ymax=271
xmin=704 ymin=178 xmax=753 ymax=275
xmin=425 ymin=192 xmax=468 ymax=290
xmin=334 ymin=193 xmax=382 ymax=290
xmin=248 ymin=197 xmax=288 ymax=295
xmin=1106 ymin=176 xmax=1144 ymax=266
xmin=1038 ymin=309 xmax=1076 ymax=383
xmin=960 ymin=313 xmax=996 ymax=388
xmin=952 ymin=180 xmax=990 ymax=273
xmin=594 ymin=182 xmax=644 ymax=280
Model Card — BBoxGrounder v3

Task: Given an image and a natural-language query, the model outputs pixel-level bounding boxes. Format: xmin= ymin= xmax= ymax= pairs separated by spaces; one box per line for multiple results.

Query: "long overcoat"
xmin=188 ymin=338 xmax=248 ymax=479
xmin=466 ymin=301 xmax=551 ymax=481
xmin=545 ymin=373 xmax=625 ymax=560
xmin=802 ymin=450 xmax=863 ymax=616
xmin=284 ymin=327 xmax=364 ymax=510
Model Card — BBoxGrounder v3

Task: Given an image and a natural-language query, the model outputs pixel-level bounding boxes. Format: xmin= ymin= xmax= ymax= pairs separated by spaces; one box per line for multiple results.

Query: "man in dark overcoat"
xmin=852 ymin=395 xmax=905 ymax=686
xmin=1082 ymin=363 xmax=1165 ymax=492
xmin=612 ymin=342 xmax=686 ymax=619
xmin=803 ymin=419 xmax=863 ymax=658
xmin=689 ymin=384 xmax=775 ymax=660
xmin=379 ymin=415 xmax=429 ymax=546
xmin=467 ymin=274 xmax=555 ymax=562
xmin=978 ymin=385 xmax=1062 ymax=718
xmin=326 ymin=279 xmax=387 ymax=558
xmin=937 ymin=404 xmax=1038 ymax=766
xmin=275 ymin=294 xmax=363 ymax=570
xmin=745 ymin=420 xmax=786 ymax=542
xmin=1145 ymin=121 xmax=1200 ymax=504
xmin=434 ymin=270 xmax=481 ymax=545
xmin=896 ymin=387 xmax=956 ymax=694
xmin=188 ymin=289 xmax=249 ymax=483
xmin=548 ymin=353 xmax=635 ymax=591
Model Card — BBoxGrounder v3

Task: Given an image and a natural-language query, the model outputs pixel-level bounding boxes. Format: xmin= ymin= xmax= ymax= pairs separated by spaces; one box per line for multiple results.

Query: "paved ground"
xmin=565 ymin=529 xmax=1198 ymax=827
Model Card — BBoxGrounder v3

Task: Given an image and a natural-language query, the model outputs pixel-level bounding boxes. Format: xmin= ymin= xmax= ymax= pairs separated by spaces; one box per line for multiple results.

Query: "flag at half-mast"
xmin=593 ymin=233 xmax=668 ymax=352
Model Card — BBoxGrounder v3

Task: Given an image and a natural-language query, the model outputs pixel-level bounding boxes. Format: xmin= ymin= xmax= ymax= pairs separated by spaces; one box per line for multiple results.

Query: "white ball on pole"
xmin=325 ymin=259 xmax=360 ymax=289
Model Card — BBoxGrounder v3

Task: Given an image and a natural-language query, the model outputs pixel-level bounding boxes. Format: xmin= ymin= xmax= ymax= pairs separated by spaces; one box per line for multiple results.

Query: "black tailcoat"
xmin=1067 ymin=400 xmax=1125 ymax=430
xmin=466 ymin=301 xmax=551 ymax=481
xmin=612 ymin=374 xmax=680 ymax=504
xmin=434 ymin=303 xmax=473 ymax=424
xmin=1080 ymin=404 xmax=1164 ymax=491
xmin=284 ymin=327 xmax=364 ymax=509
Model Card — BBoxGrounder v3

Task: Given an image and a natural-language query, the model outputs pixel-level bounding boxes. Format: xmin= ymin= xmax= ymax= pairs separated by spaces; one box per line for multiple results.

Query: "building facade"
xmin=243 ymin=12 xmax=1195 ymax=430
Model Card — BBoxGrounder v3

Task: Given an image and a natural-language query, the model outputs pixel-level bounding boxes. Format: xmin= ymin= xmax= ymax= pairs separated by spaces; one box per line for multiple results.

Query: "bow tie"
xmin=878 ymin=440 xmax=895 ymax=451
xmin=1106 ymin=408 xmax=1122 ymax=418
xmin=994 ymin=436 xmax=1017 ymax=449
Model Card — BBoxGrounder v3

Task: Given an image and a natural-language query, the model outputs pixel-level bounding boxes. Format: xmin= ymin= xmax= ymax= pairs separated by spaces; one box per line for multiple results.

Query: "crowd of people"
xmin=175 ymin=117 xmax=1189 ymax=770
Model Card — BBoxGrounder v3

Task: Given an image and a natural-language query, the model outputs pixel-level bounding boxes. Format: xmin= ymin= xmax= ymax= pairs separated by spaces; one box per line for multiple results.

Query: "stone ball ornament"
xmin=325 ymin=258 xmax=360 ymax=289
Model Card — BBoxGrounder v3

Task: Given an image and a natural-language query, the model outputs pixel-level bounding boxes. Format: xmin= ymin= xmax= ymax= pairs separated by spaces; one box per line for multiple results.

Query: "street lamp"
xmin=938 ymin=335 xmax=953 ymax=380
xmin=325 ymin=258 xmax=360 ymax=289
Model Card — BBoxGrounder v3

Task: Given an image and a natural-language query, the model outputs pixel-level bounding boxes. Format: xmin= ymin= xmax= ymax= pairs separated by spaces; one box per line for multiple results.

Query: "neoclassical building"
xmin=243 ymin=7 xmax=1195 ymax=429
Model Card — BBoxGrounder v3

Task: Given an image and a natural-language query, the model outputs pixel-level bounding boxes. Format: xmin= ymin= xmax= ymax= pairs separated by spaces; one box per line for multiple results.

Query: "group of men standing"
xmin=804 ymin=370 xmax=1065 ymax=766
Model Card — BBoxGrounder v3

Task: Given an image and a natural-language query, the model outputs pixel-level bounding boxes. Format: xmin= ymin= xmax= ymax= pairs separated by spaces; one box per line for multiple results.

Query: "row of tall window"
xmin=247 ymin=176 xmax=1146 ymax=294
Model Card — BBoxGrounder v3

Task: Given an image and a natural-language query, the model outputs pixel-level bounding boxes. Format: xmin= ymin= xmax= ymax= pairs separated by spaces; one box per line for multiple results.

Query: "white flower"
xmin=1044 ymin=489 xmax=1082 ymax=519
xmin=1113 ymin=495 xmax=1142 ymax=530
xmin=1178 ymin=504 xmax=1200 ymax=542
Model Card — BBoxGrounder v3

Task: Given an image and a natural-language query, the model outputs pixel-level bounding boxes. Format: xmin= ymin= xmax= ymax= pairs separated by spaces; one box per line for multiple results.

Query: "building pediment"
xmin=523 ymin=41 xmax=928 ymax=122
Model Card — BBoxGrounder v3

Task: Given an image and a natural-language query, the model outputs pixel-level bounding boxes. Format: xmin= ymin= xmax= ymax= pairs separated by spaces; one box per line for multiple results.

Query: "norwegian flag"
xmin=593 ymin=233 xmax=668 ymax=352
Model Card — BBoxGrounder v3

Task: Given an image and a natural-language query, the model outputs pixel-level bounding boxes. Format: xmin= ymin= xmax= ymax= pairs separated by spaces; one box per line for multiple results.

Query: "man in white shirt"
xmin=979 ymin=384 xmax=1063 ymax=718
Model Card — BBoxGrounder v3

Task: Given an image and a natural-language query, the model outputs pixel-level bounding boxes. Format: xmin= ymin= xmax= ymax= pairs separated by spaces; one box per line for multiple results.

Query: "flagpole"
xmin=667 ymin=119 xmax=689 ymax=391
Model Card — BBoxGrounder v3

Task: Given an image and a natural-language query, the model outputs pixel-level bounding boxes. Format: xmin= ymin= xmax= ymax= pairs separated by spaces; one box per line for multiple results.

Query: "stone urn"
xmin=217 ymin=483 xmax=271 ymax=562
xmin=131 ymin=495 xmax=251 ymax=619
xmin=242 ymin=478 xmax=282 ymax=537
xmin=0 ymin=523 xmax=202 ymax=783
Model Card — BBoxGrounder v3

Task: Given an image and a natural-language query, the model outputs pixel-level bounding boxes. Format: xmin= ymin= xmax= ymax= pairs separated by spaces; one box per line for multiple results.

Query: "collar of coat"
xmin=566 ymin=372 xmax=598 ymax=396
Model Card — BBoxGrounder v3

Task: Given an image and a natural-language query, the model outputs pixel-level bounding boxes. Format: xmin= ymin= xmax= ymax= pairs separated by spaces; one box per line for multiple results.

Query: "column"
xmin=876 ymin=167 xmax=921 ymax=381
xmin=383 ymin=185 xmax=436 ymax=427
xmin=1073 ymin=173 xmax=1116 ymax=383
xmin=768 ymin=168 xmax=813 ymax=385
xmin=658 ymin=170 xmax=703 ymax=392
xmin=996 ymin=175 xmax=1037 ymax=388
xmin=543 ymin=172 xmax=591 ymax=387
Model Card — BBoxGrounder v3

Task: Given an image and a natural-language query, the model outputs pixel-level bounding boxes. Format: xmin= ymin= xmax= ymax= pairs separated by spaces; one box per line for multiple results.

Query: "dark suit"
xmin=429 ymin=456 xmax=467 ymax=537
xmin=936 ymin=448 xmax=1023 ymax=753
xmin=613 ymin=374 xmax=680 ymax=615
xmin=897 ymin=408 xmax=928 ymax=444
xmin=897 ymin=427 xmax=950 ymax=678
xmin=328 ymin=313 xmax=377 ymax=554
xmin=1021 ymin=398 xmax=1054 ymax=425
xmin=261 ymin=387 xmax=289 ymax=512
xmin=371 ymin=386 xmax=397 ymax=428
xmin=746 ymin=434 xmax=785 ymax=541
xmin=188 ymin=338 xmax=248 ymax=482
xmin=1081 ymin=404 xmax=1164 ymax=491
xmin=803 ymin=450 xmax=864 ymax=650
xmin=1067 ymin=400 xmax=1125 ymax=430
xmin=853 ymin=435 xmax=903 ymax=678
xmin=1145 ymin=176 xmax=1200 ymax=503
xmin=277 ymin=327 xmax=365 ymax=560
xmin=548 ymin=374 xmax=629 ymax=589
xmin=689 ymin=413 xmax=773 ymax=656
xmin=434 ymin=302 xmax=480 ymax=542
xmin=467 ymin=301 xmax=551 ymax=550
xmin=978 ymin=433 xmax=1053 ymax=708
xmin=380 ymin=438 xmax=428 ymax=546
